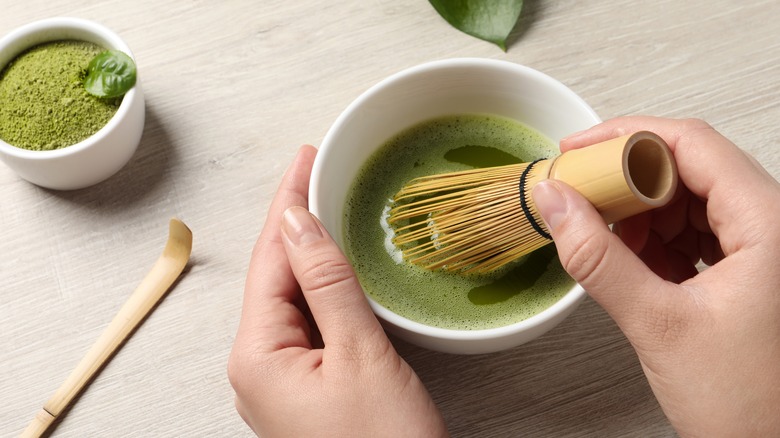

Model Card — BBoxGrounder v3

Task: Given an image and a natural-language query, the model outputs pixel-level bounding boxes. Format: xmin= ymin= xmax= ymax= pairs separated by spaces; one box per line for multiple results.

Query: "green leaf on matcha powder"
xmin=429 ymin=0 xmax=524 ymax=51
xmin=83 ymin=50 xmax=137 ymax=98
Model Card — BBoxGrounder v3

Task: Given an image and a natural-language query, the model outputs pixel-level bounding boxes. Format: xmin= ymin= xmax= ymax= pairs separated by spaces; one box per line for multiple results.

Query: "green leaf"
xmin=83 ymin=50 xmax=137 ymax=98
xmin=429 ymin=0 xmax=524 ymax=51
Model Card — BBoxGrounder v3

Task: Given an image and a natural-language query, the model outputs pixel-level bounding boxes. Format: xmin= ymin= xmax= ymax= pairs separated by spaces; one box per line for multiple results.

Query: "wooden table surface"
xmin=2 ymin=1 xmax=778 ymax=436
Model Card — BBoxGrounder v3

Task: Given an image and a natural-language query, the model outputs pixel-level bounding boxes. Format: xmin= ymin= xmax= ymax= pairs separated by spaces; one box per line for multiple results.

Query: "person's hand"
xmin=228 ymin=145 xmax=448 ymax=437
xmin=532 ymin=117 xmax=780 ymax=437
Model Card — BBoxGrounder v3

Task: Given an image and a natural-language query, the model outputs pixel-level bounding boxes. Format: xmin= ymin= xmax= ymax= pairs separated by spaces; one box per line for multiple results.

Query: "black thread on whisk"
xmin=519 ymin=159 xmax=552 ymax=240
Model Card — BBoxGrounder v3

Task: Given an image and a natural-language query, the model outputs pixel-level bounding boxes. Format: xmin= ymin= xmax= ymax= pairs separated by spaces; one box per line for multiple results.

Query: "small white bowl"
xmin=0 ymin=17 xmax=144 ymax=190
xmin=310 ymin=58 xmax=601 ymax=354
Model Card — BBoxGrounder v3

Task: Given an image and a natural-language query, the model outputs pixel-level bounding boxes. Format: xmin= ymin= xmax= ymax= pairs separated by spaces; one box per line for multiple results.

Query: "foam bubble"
xmin=380 ymin=202 xmax=405 ymax=264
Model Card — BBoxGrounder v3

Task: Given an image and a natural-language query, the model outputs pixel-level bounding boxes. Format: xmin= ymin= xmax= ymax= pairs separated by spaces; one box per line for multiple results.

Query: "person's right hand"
xmin=532 ymin=117 xmax=780 ymax=437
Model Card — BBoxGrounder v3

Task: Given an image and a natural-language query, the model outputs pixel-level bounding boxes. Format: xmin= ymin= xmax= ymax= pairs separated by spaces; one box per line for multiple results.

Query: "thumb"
xmin=531 ymin=180 xmax=668 ymax=328
xmin=280 ymin=206 xmax=387 ymax=350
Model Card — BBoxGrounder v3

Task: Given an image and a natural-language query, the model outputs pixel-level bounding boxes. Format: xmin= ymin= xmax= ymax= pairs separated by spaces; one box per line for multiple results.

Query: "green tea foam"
xmin=344 ymin=114 xmax=575 ymax=330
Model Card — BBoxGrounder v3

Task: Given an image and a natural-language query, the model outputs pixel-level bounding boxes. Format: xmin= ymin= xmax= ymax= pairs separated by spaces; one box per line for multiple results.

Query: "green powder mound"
xmin=0 ymin=40 xmax=122 ymax=151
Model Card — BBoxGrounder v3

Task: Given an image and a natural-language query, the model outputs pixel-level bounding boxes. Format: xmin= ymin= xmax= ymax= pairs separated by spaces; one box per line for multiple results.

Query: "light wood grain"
xmin=19 ymin=219 xmax=191 ymax=438
xmin=2 ymin=1 xmax=778 ymax=436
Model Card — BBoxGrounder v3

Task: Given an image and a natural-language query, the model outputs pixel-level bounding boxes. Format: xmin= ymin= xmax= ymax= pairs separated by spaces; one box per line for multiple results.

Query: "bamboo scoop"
xmin=21 ymin=218 xmax=193 ymax=438
xmin=389 ymin=131 xmax=678 ymax=273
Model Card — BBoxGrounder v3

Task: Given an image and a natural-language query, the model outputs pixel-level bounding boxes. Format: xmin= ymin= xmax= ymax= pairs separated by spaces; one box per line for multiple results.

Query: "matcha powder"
xmin=0 ymin=40 xmax=121 ymax=151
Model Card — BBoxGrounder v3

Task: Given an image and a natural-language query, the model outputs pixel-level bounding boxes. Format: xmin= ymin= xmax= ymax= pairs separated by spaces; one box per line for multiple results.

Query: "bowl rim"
xmin=311 ymin=57 xmax=599 ymax=341
xmin=0 ymin=17 xmax=140 ymax=159
xmin=369 ymin=283 xmax=588 ymax=340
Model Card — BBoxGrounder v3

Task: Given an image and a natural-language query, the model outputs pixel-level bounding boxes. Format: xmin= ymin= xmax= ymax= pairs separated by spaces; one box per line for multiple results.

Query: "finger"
xmin=532 ymin=179 xmax=675 ymax=331
xmin=634 ymin=230 xmax=671 ymax=280
xmin=561 ymin=117 xmax=761 ymax=200
xmin=638 ymin=230 xmax=699 ymax=283
xmin=649 ymin=191 xmax=689 ymax=244
xmin=560 ymin=115 xmax=685 ymax=152
xmin=239 ymin=145 xmax=318 ymax=351
xmin=281 ymin=206 xmax=389 ymax=355
xmin=699 ymin=232 xmax=724 ymax=266
xmin=612 ymin=212 xmax=651 ymax=255
xmin=256 ymin=145 xmax=319 ymax=247
xmin=664 ymin=249 xmax=699 ymax=283
xmin=665 ymin=122 xmax=779 ymax=255
xmin=562 ymin=116 xmax=779 ymax=255
xmin=666 ymin=224 xmax=701 ymax=266
xmin=688 ymin=195 xmax=711 ymax=234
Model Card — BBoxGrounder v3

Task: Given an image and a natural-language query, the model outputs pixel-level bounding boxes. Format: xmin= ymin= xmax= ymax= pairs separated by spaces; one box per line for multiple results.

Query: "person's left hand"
xmin=228 ymin=145 xmax=448 ymax=437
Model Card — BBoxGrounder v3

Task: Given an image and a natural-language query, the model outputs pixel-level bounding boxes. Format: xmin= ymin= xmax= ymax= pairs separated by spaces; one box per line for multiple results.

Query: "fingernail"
xmin=282 ymin=206 xmax=323 ymax=245
xmin=532 ymin=180 xmax=568 ymax=232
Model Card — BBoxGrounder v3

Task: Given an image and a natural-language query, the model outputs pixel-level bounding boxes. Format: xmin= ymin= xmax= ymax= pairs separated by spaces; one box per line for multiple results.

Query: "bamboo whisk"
xmin=388 ymin=131 xmax=678 ymax=273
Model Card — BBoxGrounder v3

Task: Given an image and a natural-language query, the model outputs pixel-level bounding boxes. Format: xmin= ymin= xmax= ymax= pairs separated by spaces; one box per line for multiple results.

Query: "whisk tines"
xmin=386 ymin=131 xmax=679 ymax=275
xmin=388 ymin=160 xmax=553 ymax=274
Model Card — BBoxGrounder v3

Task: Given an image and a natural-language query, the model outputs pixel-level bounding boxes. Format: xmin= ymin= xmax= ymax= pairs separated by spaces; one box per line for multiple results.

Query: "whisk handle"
xmin=548 ymin=131 xmax=678 ymax=224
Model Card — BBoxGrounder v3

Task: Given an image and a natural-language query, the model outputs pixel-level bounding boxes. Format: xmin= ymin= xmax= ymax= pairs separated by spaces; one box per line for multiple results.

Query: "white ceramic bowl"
xmin=0 ymin=17 xmax=144 ymax=190
xmin=310 ymin=58 xmax=601 ymax=354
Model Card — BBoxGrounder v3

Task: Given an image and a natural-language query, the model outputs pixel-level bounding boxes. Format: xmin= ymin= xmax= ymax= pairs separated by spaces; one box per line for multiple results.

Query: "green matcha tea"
xmin=0 ymin=40 xmax=121 ymax=151
xmin=344 ymin=114 xmax=576 ymax=330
